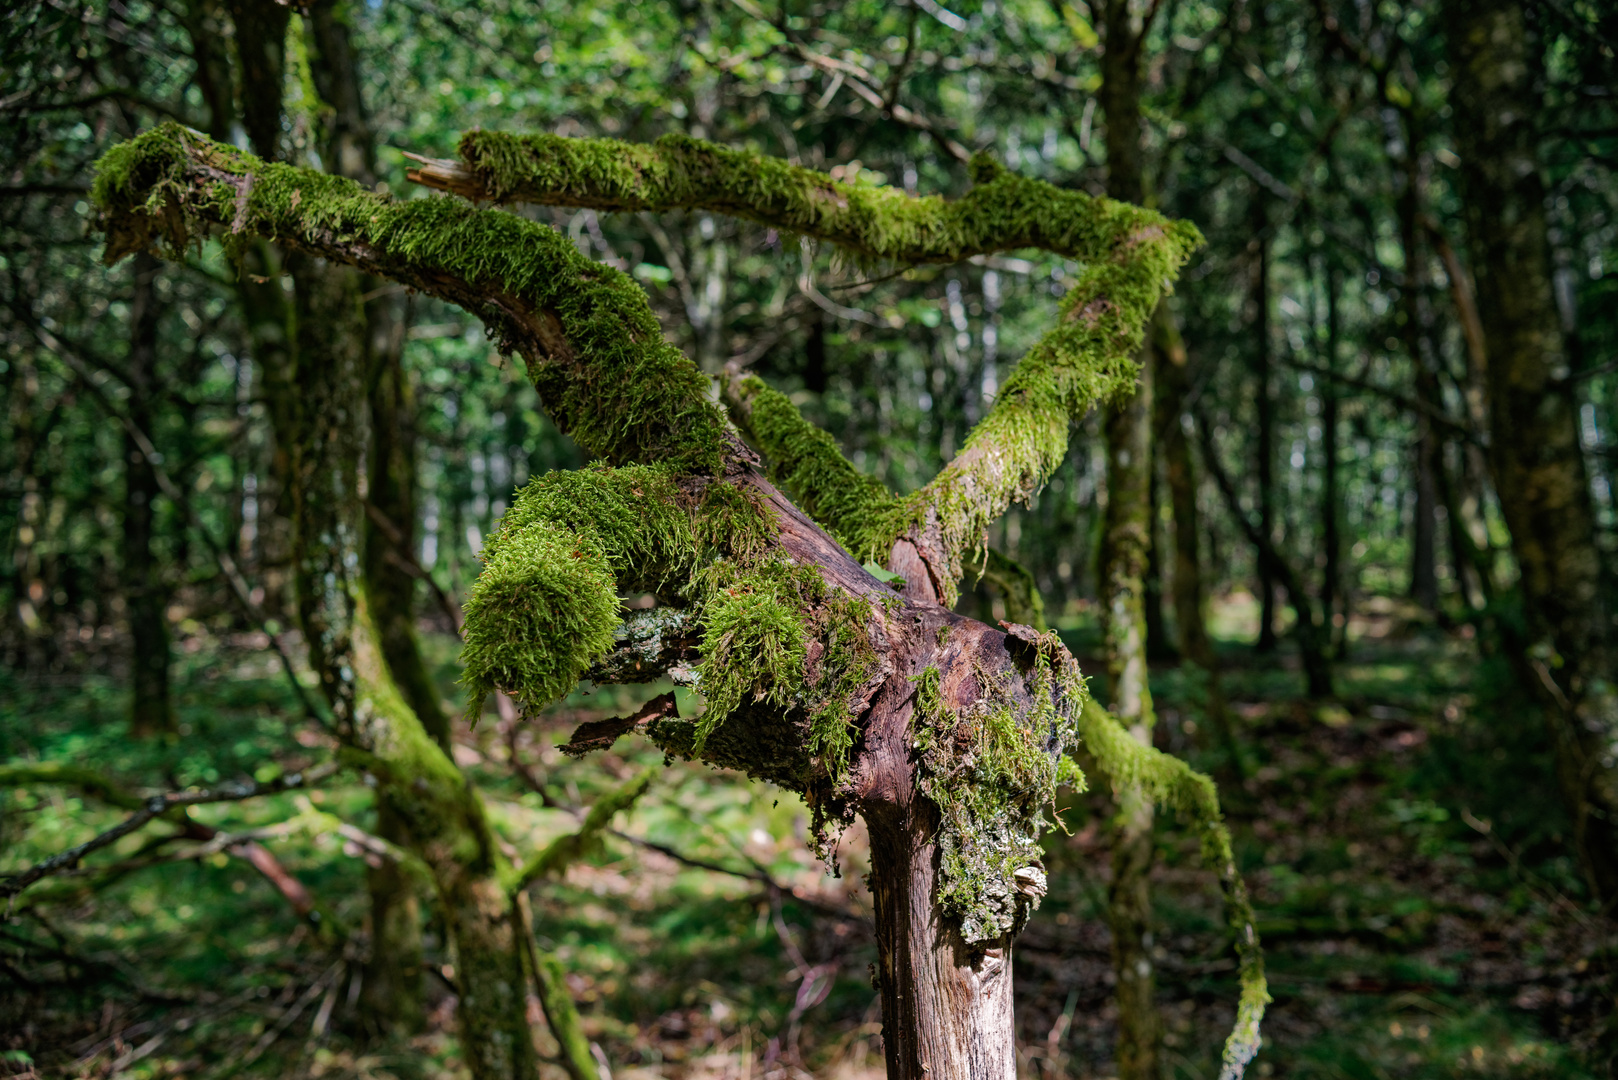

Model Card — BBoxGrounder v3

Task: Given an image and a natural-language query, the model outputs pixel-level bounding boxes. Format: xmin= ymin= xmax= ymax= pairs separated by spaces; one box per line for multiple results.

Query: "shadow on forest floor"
xmin=1 ymin=594 xmax=1610 ymax=1079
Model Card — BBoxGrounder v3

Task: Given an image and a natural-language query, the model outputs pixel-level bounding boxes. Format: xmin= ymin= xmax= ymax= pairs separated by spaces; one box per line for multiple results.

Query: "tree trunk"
xmin=1320 ymin=262 xmax=1345 ymax=652
xmin=301 ymin=6 xmax=440 ymax=1031
xmin=866 ymin=811 xmax=1017 ymax=1080
xmin=124 ymin=253 xmax=174 ymax=737
xmin=1100 ymin=362 xmax=1161 ymax=1080
xmin=282 ymin=253 xmax=545 ymax=1080
xmin=1100 ymin=4 xmax=1163 ymax=1072
xmin=1251 ymin=206 xmax=1278 ymax=652
xmin=1396 ymin=131 xmax=1440 ymax=614
xmin=1155 ymin=319 xmax=1243 ymax=774
xmin=1445 ymin=0 xmax=1618 ymax=900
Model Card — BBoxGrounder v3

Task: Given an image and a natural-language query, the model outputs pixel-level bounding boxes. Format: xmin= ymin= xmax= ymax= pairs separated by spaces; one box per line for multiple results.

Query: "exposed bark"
xmin=1445 ymin=0 xmax=1618 ymax=900
xmin=124 ymin=253 xmax=174 ymax=737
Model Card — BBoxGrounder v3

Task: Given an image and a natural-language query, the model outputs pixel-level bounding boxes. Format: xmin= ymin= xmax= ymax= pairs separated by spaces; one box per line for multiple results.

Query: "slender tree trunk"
xmin=1251 ymin=206 xmax=1278 ymax=652
xmin=1100 ymin=5 xmax=1163 ymax=1071
xmin=125 ymin=253 xmax=173 ymax=737
xmin=1144 ymin=462 xmax=1176 ymax=662
xmin=1397 ymin=134 xmax=1440 ymax=613
xmin=301 ymin=7 xmax=440 ymax=1032
xmin=1101 ymin=358 xmax=1161 ymax=1080
xmin=1155 ymin=319 xmax=1243 ymax=774
xmin=1321 ymin=264 xmax=1344 ymax=651
xmin=1445 ymin=0 xmax=1618 ymax=900
xmin=282 ymin=253 xmax=545 ymax=1080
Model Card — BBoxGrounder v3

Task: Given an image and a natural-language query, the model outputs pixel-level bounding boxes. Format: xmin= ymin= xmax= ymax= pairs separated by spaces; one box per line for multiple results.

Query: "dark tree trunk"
xmin=1445 ymin=0 xmax=1618 ymax=900
xmin=125 ymin=253 xmax=173 ymax=737
xmin=1250 ymin=205 xmax=1278 ymax=652
xmin=303 ymin=4 xmax=438 ymax=1033
xmin=1321 ymin=263 xmax=1344 ymax=652
xmin=1144 ymin=461 xmax=1176 ymax=662
xmin=1155 ymin=321 xmax=1244 ymax=772
xmin=1397 ymin=133 xmax=1441 ymax=614
xmin=1099 ymin=4 xmax=1164 ymax=1072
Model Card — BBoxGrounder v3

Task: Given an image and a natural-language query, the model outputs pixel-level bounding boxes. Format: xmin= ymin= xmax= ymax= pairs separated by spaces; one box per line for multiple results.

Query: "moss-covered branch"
xmin=93 ymin=123 xmax=729 ymax=472
xmin=425 ymin=130 xmax=1210 ymax=603
xmin=723 ymin=372 xmax=898 ymax=555
xmin=508 ymin=768 xmax=654 ymax=892
xmin=411 ymin=131 xmax=1189 ymax=267
xmin=1074 ymin=699 xmax=1268 ymax=1080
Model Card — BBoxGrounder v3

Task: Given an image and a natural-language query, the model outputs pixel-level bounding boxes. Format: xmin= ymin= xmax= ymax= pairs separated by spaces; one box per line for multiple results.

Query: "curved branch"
xmin=93 ymin=124 xmax=730 ymax=473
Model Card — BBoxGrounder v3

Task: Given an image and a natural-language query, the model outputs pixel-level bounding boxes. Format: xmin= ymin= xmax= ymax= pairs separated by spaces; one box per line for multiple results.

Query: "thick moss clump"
xmin=462 ymin=458 xmax=879 ymax=789
xmin=728 ymin=375 xmax=897 ymax=560
xmin=462 ymin=464 xmax=700 ymax=716
xmin=93 ymin=124 xmax=729 ymax=472
xmin=911 ymin=637 xmax=1087 ymax=943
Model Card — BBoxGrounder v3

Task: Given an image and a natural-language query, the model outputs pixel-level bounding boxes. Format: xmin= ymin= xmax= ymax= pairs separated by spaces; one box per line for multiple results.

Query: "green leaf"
xmin=862 ymin=560 xmax=906 ymax=585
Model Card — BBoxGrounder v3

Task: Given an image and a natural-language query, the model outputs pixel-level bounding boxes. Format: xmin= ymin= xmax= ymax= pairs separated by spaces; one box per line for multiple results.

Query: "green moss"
xmin=455 ymin=131 xmax=1196 ymax=269
xmin=729 ymin=375 xmax=897 ymax=557
xmin=909 ymin=638 xmax=1087 ymax=943
xmin=805 ymin=592 xmax=879 ymax=782
xmin=1072 ymin=697 xmax=1269 ymax=1076
xmin=691 ymin=556 xmax=821 ymax=748
xmin=93 ymin=124 xmax=729 ymax=473
xmin=460 ymin=463 xmax=703 ymax=717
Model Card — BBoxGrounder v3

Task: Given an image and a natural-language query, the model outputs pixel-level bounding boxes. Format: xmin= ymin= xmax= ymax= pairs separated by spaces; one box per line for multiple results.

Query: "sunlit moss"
xmin=1072 ymin=697 xmax=1269 ymax=1078
xmin=910 ymin=636 xmax=1087 ymax=943
xmin=93 ymin=124 xmax=730 ymax=473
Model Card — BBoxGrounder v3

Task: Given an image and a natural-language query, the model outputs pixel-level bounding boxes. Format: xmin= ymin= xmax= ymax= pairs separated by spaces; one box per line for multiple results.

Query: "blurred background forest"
xmin=2 ymin=0 xmax=1616 ymax=1077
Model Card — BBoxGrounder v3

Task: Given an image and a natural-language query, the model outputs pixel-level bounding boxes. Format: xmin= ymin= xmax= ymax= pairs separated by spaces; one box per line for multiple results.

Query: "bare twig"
xmin=1 ymin=763 xmax=340 ymax=899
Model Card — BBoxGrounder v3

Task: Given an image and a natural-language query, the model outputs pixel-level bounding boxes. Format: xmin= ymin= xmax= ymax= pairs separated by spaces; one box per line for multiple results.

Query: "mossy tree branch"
xmin=95 ymin=123 xmax=731 ymax=473
xmin=1074 ymin=700 xmax=1268 ymax=1080
xmin=423 ymin=131 xmax=1200 ymax=604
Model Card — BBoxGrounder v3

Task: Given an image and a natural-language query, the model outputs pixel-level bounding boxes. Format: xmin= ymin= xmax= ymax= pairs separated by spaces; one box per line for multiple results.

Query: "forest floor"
xmin=1 ymin=594 xmax=1611 ymax=1080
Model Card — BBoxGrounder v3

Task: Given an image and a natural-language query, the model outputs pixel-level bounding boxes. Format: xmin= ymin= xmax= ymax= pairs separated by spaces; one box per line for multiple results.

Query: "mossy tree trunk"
xmin=1099 ymin=1 xmax=1164 ymax=1072
xmin=301 ymin=5 xmax=439 ymax=1031
xmin=93 ymin=122 xmax=1265 ymax=1080
xmin=283 ymin=253 xmax=543 ymax=1080
xmin=1445 ymin=0 xmax=1618 ymax=901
